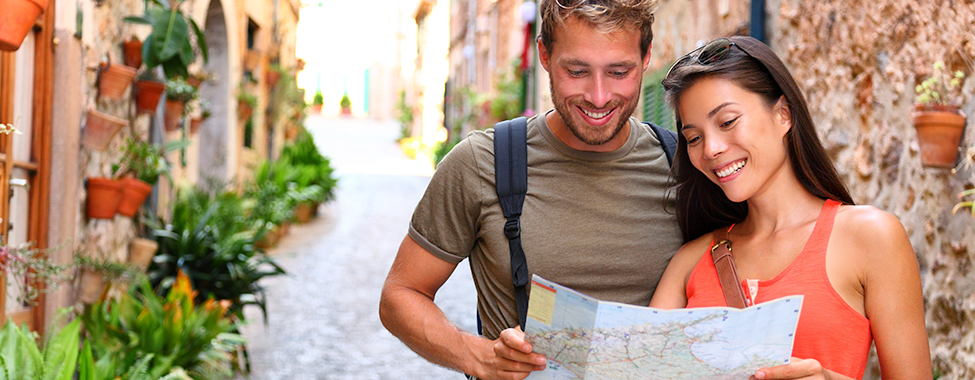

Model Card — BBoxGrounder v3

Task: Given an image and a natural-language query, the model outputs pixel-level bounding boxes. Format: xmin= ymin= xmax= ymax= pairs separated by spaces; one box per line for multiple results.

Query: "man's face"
xmin=539 ymin=17 xmax=650 ymax=150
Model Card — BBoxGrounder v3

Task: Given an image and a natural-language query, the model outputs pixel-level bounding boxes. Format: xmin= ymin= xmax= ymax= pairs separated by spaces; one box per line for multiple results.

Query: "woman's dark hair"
xmin=662 ymin=36 xmax=854 ymax=243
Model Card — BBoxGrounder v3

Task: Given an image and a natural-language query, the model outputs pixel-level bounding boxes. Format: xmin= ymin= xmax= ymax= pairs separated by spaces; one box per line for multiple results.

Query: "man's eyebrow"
xmin=558 ymin=58 xmax=638 ymax=68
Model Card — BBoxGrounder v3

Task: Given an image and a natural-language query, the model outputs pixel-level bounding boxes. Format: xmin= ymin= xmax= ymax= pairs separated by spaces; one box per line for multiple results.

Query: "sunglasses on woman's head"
xmin=665 ymin=38 xmax=753 ymax=79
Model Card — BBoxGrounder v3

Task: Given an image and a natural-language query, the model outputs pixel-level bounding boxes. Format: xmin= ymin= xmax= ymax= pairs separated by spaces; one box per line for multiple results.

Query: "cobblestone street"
xmin=235 ymin=115 xmax=477 ymax=379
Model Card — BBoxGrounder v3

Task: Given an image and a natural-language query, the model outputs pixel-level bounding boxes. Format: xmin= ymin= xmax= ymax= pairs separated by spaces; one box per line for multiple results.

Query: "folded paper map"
xmin=525 ymin=275 xmax=802 ymax=380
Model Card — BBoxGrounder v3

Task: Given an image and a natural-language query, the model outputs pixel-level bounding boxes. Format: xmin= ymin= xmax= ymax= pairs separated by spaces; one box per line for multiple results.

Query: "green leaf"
xmin=123 ymin=15 xmax=153 ymax=25
xmin=152 ymin=7 xmax=189 ymax=62
xmin=189 ymin=19 xmax=208 ymax=63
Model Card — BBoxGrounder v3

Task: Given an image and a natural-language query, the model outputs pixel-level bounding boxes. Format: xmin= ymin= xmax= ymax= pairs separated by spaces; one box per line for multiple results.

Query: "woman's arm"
xmin=649 ymin=234 xmax=711 ymax=309
xmin=852 ymin=207 xmax=932 ymax=379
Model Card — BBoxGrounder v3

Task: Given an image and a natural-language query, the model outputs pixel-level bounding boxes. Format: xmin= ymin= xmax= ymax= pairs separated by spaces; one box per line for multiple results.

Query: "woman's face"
xmin=677 ymin=77 xmax=792 ymax=203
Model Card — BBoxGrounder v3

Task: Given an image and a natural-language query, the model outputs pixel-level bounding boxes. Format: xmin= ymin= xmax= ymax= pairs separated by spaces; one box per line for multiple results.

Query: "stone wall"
xmin=769 ymin=2 xmax=975 ymax=378
xmin=652 ymin=0 xmax=975 ymax=378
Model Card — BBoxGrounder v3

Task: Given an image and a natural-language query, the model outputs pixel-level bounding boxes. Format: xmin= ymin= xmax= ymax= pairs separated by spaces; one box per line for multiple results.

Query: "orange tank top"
xmin=685 ymin=199 xmax=871 ymax=379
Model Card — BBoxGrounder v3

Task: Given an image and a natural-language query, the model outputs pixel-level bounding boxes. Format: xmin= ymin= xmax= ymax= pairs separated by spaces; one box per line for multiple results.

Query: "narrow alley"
xmin=236 ymin=115 xmax=478 ymax=379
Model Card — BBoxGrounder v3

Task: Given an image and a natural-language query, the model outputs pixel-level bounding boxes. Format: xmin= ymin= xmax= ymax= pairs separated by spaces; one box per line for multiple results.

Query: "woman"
xmin=492 ymin=36 xmax=931 ymax=380
xmin=647 ymin=36 xmax=930 ymax=379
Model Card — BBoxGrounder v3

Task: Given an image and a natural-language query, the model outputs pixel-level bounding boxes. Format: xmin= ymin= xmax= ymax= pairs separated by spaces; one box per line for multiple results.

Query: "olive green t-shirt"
xmin=409 ymin=111 xmax=682 ymax=340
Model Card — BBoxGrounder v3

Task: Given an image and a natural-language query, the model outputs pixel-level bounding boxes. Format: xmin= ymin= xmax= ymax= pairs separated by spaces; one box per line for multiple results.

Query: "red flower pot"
xmin=116 ymin=176 xmax=152 ymax=217
xmin=190 ymin=117 xmax=203 ymax=134
xmin=122 ymin=37 xmax=143 ymax=68
xmin=0 ymin=0 xmax=47 ymax=51
xmin=86 ymin=177 xmax=123 ymax=220
xmin=164 ymin=99 xmax=185 ymax=132
xmin=133 ymin=79 xmax=166 ymax=114
xmin=913 ymin=107 xmax=967 ymax=168
xmin=98 ymin=62 xmax=137 ymax=100
xmin=81 ymin=107 xmax=128 ymax=151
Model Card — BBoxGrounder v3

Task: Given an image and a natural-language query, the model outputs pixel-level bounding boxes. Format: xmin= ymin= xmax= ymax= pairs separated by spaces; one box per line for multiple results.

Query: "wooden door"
xmin=0 ymin=2 xmax=54 ymax=330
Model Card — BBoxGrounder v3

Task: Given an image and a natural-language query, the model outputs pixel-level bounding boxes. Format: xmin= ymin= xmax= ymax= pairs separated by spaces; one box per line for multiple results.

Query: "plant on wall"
xmin=913 ymin=60 xmax=968 ymax=168
xmin=123 ymin=0 xmax=209 ymax=80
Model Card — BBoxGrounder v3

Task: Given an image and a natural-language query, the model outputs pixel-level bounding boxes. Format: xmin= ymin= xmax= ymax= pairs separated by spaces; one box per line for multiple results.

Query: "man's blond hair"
xmin=539 ymin=0 xmax=658 ymax=57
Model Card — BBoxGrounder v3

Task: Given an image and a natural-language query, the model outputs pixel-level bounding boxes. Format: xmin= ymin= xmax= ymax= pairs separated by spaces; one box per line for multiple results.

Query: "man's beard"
xmin=550 ymin=81 xmax=639 ymax=146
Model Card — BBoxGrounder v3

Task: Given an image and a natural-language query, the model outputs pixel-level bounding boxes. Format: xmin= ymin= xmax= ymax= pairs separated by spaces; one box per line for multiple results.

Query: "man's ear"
xmin=538 ymin=37 xmax=551 ymax=72
xmin=642 ymin=43 xmax=652 ymax=72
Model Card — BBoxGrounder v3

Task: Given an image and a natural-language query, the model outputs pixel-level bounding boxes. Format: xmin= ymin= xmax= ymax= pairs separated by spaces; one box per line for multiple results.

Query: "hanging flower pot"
xmin=265 ymin=68 xmax=281 ymax=89
xmin=238 ymin=98 xmax=254 ymax=121
xmin=116 ymin=176 xmax=152 ymax=217
xmin=127 ymin=237 xmax=158 ymax=271
xmin=0 ymin=0 xmax=47 ymax=52
xmin=244 ymin=49 xmax=261 ymax=72
xmin=122 ymin=36 xmax=143 ymax=68
xmin=77 ymin=268 xmax=107 ymax=304
xmin=189 ymin=116 xmax=203 ymax=134
xmin=133 ymin=78 xmax=166 ymax=114
xmin=913 ymin=105 xmax=967 ymax=168
xmin=86 ymin=177 xmax=123 ymax=219
xmin=81 ymin=107 xmax=128 ymax=151
xmin=97 ymin=62 xmax=137 ymax=100
xmin=164 ymin=99 xmax=185 ymax=132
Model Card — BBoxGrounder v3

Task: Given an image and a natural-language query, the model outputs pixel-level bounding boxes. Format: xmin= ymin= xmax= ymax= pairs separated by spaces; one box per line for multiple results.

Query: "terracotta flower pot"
xmin=311 ymin=104 xmax=323 ymax=114
xmin=190 ymin=117 xmax=203 ymax=134
xmin=293 ymin=202 xmax=315 ymax=223
xmin=82 ymin=107 xmax=128 ymax=151
xmin=244 ymin=50 xmax=261 ymax=72
xmin=133 ymin=79 xmax=166 ymax=114
xmin=913 ymin=107 xmax=967 ymax=168
xmin=116 ymin=176 xmax=152 ymax=217
xmin=164 ymin=99 xmax=185 ymax=132
xmin=86 ymin=177 xmax=123 ymax=220
xmin=77 ymin=268 xmax=107 ymax=304
xmin=186 ymin=76 xmax=203 ymax=88
xmin=128 ymin=237 xmax=158 ymax=270
xmin=238 ymin=99 xmax=254 ymax=121
xmin=122 ymin=37 xmax=143 ymax=68
xmin=98 ymin=62 xmax=137 ymax=100
xmin=0 ymin=0 xmax=47 ymax=52
xmin=265 ymin=69 xmax=281 ymax=89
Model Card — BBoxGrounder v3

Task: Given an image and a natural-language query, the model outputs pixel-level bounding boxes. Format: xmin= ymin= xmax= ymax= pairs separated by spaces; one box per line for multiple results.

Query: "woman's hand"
xmin=751 ymin=358 xmax=851 ymax=380
xmin=484 ymin=327 xmax=547 ymax=380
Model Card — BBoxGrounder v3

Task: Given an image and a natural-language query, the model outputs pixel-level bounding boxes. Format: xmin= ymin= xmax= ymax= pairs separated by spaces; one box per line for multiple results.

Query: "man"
xmin=379 ymin=1 xmax=682 ymax=379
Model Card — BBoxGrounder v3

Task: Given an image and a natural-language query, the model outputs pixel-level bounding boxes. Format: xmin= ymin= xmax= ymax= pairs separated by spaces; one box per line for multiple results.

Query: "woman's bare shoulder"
xmin=833 ymin=204 xmax=912 ymax=258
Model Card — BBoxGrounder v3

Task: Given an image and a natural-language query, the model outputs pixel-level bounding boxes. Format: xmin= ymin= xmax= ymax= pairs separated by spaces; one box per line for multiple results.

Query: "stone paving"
xmin=235 ymin=115 xmax=477 ymax=379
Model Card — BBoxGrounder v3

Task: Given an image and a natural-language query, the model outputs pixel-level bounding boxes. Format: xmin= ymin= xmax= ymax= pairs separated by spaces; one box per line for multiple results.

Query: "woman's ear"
xmin=775 ymin=96 xmax=792 ymax=135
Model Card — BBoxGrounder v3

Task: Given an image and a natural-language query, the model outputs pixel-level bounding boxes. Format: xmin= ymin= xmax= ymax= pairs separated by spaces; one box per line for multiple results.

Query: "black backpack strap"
xmin=493 ymin=117 xmax=530 ymax=329
xmin=645 ymin=122 xmax=677 ymax=166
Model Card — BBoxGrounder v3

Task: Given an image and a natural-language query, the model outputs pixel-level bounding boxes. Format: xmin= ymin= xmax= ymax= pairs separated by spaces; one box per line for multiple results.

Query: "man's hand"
xmin=476 ymin=327 xmax=546 ymax=380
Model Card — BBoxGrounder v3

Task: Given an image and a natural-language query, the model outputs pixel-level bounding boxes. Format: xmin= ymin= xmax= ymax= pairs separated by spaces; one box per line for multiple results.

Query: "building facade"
xmin=0 ymin=0 xmax=300 ymax=330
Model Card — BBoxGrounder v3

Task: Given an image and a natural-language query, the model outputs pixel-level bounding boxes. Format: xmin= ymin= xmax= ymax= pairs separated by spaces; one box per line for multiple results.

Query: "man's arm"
xmin=379 ymin=235 xmax=544 ymax=379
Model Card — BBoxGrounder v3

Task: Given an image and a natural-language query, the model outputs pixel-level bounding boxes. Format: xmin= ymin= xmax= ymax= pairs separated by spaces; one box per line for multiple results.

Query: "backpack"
xmin=487 ymin=116 xmax=678 ymax=332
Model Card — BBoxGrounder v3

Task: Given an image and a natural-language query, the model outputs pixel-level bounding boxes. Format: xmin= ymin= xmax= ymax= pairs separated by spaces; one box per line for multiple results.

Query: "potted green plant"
xmin=164 ymin=77 xmax=197 ymax=131
xmin=311 ymin=91 xmax=324 ymax=113
xmin=74 ymin=254 xmax=138 ymax=304
xmin=188 ymin=98 xmax=210 ymax=133
xmin=238 ymin=91 xmax=257 ymax=121
xmin=0 ymin=313 xmax=80 ymax=379
xmin=123 ymin=0 xmax=208 ymax=80
xmin=0 ymin=0 xmax=47 ymax=51
xmin=98 ymin=60 xmax=138 ymax=100
xmin=112 ymin=138 xmax=189 ymax=218
xmin=133 ymin=70 xmax=166 ymax=114
xmin=86 ymin=176 xmax=123 ymax=219
xmin=0 ymin=240 xmax=72 ymax=305
xmin=82 ymin=106 xmax=129 ymax=151
xmin=339 ymin=92 xmax=352 ymax=115
xmin=914 ymin=60 xmax=968 ymax=168
xmin=123 ymin=35 xmax=143 ymax=68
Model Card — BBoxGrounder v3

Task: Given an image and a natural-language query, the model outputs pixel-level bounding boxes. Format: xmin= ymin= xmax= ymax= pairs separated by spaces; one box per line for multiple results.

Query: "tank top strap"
xmin=803 ymin=199 xmax=842 ymax=256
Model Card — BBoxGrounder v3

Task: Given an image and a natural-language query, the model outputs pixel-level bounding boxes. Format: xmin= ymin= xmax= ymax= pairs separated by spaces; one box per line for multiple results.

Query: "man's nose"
xmin=583 ymin=75 xmax=612 ymax=108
